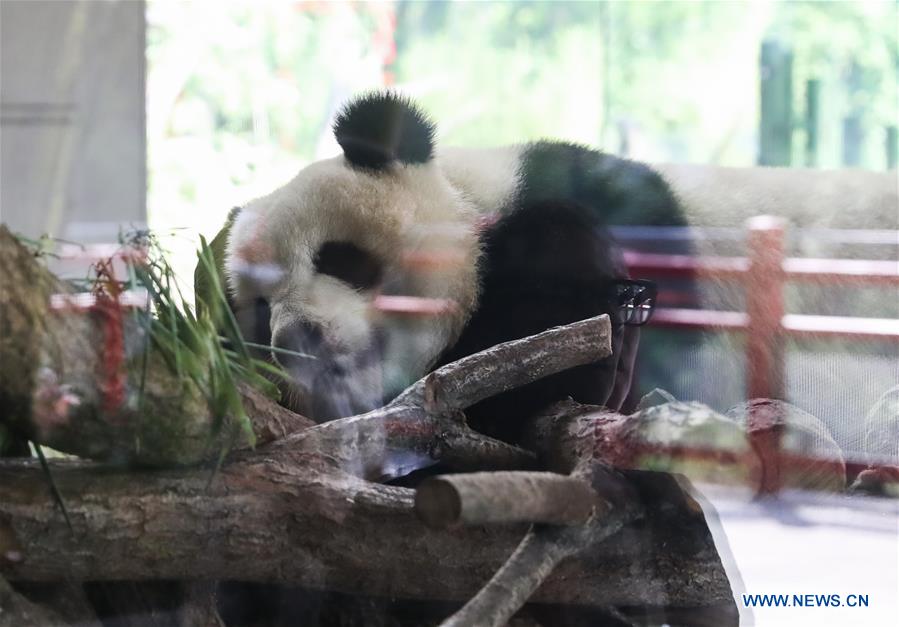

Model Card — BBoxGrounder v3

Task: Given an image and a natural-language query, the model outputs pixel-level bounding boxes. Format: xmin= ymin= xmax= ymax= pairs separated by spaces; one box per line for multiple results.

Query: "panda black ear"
xmin=333 ymin=91 xmax=436 ymax=170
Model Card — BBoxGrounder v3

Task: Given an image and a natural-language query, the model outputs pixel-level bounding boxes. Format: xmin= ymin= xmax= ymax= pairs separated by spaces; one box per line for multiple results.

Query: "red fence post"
xmin=746 ymin=216 xmax=787 ymax=495
xmin=746 ymin=215 xmax=787 ymax=400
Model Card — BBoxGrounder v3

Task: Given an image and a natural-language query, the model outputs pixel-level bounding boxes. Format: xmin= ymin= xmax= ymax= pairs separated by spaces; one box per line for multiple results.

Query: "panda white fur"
xmin=225 ymin=91 xmax=685 ymax=436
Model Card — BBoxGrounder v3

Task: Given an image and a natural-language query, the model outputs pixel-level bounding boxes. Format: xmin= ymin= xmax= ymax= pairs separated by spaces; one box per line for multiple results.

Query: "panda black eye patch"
xmin=313 ymin=241 xmax=383 ymax=290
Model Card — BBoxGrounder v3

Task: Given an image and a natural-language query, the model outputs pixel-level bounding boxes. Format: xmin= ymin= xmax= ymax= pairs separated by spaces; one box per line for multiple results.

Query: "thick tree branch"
xmin=265 ymin=315 xmax=611 ymax=481
xmin=415 ymin=316 xmax=612 ymax=413
xmin=0 ymin=455 xmax=730 ymax=610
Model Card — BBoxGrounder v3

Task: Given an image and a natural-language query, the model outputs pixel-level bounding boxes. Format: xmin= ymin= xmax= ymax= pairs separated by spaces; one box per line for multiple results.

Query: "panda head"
xmin=226 ymin=92 xmax=481 ymax=420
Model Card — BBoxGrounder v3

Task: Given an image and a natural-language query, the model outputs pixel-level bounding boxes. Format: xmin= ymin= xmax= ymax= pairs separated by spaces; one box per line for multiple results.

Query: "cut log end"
xmin=415 ymin=472 xmax=601 ymax=529
xmin=415 ymin=478 xmax=463 ymax=528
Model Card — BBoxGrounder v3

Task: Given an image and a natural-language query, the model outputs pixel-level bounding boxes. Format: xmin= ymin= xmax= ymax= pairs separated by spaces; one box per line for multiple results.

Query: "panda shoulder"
xmin=517 ymin=140 xmax=684 ymax=227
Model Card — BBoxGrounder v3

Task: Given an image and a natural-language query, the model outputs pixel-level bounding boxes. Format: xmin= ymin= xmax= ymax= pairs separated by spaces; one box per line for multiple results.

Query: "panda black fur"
xmin=224 ymin=91 xmax=685 ymax=437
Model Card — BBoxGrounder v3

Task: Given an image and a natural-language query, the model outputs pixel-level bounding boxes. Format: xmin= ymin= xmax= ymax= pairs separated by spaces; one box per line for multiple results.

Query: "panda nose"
xmin=271 ymin=320 xmax=323 ymax=370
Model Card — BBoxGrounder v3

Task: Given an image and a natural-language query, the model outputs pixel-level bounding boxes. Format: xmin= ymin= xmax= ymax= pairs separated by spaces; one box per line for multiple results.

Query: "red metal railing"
xmin=625 ymin=216 xmax=899 ymax=494
xmin=625 ymin=216 xmax=899 ymax=401
xmin=54 ymin=221 xmax=896 ymax=495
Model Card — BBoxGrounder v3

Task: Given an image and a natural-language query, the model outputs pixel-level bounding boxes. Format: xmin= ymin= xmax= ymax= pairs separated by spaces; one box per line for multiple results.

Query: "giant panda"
xmin=222 ymin=91 xmax=685 ymax=439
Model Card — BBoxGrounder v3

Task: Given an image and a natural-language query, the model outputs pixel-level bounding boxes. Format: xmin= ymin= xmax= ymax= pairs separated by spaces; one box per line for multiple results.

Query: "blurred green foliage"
xmin=392 ymin=0 xmax=896 ymax=166
xmin=146 ymin=0 xmax=897 ymax=294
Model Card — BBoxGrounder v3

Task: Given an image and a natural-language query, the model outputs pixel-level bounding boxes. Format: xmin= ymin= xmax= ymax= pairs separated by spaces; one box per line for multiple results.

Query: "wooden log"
xmin=415 ymin=472 xmax=600 ymax=528
xmin=0 ymin=455 xmax=732 ymax=611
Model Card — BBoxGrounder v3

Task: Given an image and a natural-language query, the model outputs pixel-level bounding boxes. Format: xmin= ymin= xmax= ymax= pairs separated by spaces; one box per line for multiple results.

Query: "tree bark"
xmin=0 ymin=455 xmax=732 ymax=610
xmin=0 ymin=576 xmax=69 ymax=627
xmin=415 ymin=472 xmax=600 ymax=527
xmin=0 ymin=224 xmax=736 ymax=622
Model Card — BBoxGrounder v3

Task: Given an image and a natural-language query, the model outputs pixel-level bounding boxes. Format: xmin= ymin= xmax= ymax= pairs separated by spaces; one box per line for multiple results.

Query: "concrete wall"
xmin=0 ymin=0 xmax=146 ymax=243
